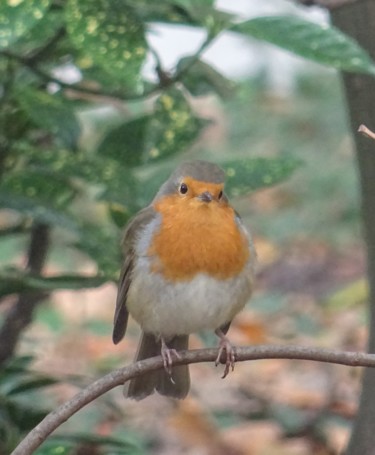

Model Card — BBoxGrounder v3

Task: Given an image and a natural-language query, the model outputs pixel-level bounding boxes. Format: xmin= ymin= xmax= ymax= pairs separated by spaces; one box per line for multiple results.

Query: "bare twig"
xmin=358 ymin=124 xmax=375 ymax=141
xmin=0 ymin=30 xmax=217 ymax=103
xmin=11 ymin=344 xmax=375 ymax=455
xmin=296 ymin=0 xmax=360 ymax=10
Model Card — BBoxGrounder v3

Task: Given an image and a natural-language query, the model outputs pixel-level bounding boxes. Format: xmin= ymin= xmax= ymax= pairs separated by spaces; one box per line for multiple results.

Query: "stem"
xmin=10 ymin=345 xmax=375 ymax=455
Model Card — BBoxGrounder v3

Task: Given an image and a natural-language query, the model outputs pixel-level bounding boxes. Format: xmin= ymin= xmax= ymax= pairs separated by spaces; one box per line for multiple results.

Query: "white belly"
xmin=126 ymin=257 xmax=253 ymax=339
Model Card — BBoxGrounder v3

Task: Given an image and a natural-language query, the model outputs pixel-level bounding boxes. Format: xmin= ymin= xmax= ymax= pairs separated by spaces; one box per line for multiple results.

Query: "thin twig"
xmin=297 ymin=0 xmax=361 ymax=10
xmin=10 ymin=344 xmax=375 ymax=455
xmin=0 ymin=31 xmax=217 ymax=103
xmin=358 ymin=124 xmax=375 ymax=141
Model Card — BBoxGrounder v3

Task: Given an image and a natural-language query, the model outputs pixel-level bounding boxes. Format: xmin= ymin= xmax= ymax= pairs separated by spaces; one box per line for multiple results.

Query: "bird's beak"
xmin=197 ymin=191 xmax=213 ymax=203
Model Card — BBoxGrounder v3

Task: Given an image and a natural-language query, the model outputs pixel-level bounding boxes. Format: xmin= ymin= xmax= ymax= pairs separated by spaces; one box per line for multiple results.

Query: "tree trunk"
xmin=330 ymin=2 xmax=375 ymax=453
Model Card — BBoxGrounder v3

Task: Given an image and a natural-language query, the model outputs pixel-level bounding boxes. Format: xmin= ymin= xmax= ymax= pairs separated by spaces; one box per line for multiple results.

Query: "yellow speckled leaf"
xmin=145 ymin=89 xmax=204 ymax=162
xmin=65 ymin=0 xmax=147 ymax=90
xmin=0 ymin=0 xmax=51 ymax=49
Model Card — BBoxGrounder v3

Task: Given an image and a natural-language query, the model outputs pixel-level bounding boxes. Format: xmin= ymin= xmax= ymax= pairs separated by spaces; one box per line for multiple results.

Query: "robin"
xmin=112 ymin=160 xmax=256 ymax=400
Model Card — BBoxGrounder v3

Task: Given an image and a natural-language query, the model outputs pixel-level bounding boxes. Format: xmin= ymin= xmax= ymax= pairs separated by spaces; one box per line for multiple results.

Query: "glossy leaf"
xmin=125 ymin=0 xmax=198 ymax=26
xmin=2 ymin=167 xmax=76 ymax=209
xmin=231 ymin=16 xmax=375 ymax=75
xmin=17 ymin=89 xmax=81 ymax=149
xmin=173 ymin=1 xmax=234 ymax=34
xmin=99 ymin=90 xmax=204 ymax=166
xmin=0 ymin=0 xmax=51 ymax=49
xmin=20 ymin=148 xmax=138 ymax=210
xmin=0 ymin=268 xmax=108 ymax=297
xmin=178 ymin=57 xmax=236 ymax=98
xmin=36 ymin=432 xmax=145 ymax=455
xmin=0 ymin=356 xmax=34 ymax=376
xmin=73 ymin=224 xmax=121 ymax=279
xmin=221 ymin=156 xmax=301 ymax=198
xmin=6 ymin=377 xmax=57 ymax=396
xmin=66 ymin=0 xmax=147 ymax=90
xmin=132 ymin=0 xmax=230 ymax=32
xmin=12 ymin=8 xmax=64 ymax=54
xmin=4 ymin=400 xmax=49 ymax=432
xmin=147 ymin=89 xmax=204 ymax=162
xmin=0 ymin=191 xmax=79 ymax=231
xmin=98 ymin=115 xmax=152 ymax=167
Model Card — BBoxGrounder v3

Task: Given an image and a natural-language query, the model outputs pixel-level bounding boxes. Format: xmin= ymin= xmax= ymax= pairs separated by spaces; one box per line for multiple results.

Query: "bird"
xmin=112 ymin=160 xmax=256 ymax=400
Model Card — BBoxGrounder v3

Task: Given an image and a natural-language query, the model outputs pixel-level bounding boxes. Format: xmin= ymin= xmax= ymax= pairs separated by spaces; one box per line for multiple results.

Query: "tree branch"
xmin=0 ymin=31 xmax=217 ymax=103
xmin=0 ymin=222 xmax=50 ymax=365
xmin=296 ymin=0 xmax=362 ymax=10
xmin=10 ymin=344 xmax=375 ymax=455
xmin=358 ymin=124 xmax=375 ymax=141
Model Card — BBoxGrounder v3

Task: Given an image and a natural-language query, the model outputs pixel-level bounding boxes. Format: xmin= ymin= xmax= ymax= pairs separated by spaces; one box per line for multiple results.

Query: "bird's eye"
xmin=218 ymin=190 xmax=223 ymax=199
xmin=179 ymin=183 xmax=188 ymax=194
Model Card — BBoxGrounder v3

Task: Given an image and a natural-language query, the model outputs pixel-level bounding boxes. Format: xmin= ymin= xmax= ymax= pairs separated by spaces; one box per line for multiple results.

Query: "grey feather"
xmin=127 ymin=333 xmax=190 ymax=400
xmin=154 ymin=160 xmax=226 ymax=200
xmin=112 ymin=206 xmax=156 ymax=344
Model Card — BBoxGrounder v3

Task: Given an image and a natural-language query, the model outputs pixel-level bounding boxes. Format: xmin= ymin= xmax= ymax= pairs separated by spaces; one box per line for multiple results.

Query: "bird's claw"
xmin=161 ymin=339 xmax=181 ymax=377
xmin=215 ymin=333 xmax=236 ymax=379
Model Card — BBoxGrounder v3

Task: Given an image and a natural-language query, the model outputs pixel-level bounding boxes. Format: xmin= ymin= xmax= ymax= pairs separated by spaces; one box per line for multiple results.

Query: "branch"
xmin=0 ymin=49 xmax=160 ymax=102
xmin=0 ymin=31 xmax=218 ymax=103
xmin=0 ymin=222 xmax=50 ymax=365
xmin=358 ymin=124 xmax=375 ymax=141
xmin=296 ymin=0 xmax=361 ymax=9
xmin=11 ymin=344 xmax=375 ymax=455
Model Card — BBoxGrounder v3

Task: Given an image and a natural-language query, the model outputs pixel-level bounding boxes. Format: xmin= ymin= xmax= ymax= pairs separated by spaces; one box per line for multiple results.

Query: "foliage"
xmin=0 ymin=0 xmax=374 ymax=452
xmin=0 ymin=356 xmax=56 ymax=453
xmin=0 ymin=0 xmax=373 ymax=293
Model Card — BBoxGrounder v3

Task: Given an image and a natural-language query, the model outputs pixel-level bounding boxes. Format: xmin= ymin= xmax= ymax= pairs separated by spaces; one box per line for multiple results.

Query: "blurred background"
xmin=0 ymin=0 xmax=370 ymax=454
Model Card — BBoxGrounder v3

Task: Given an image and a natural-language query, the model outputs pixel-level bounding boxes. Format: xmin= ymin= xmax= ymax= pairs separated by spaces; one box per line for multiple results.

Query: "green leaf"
xmin=99 ymin=90 xmax=204 ymax=166
xmin=147 ymin=89 xmax=205 ymax=162
xmin=98 ymin=115 xmax=152 ymax=168
xmin=12 ymin=8 xmax=64 ymax=54
xmin=178 ymin=57 xmax=236 ymax=98
xmin=0 ymin=0 xmax=51 ymax=49
xmin=16 ymin=89 xmax=81 ymax=149
xmin=231 ymin=16 xmax=375 ymax=75
xmin=0 ymin=267 xmax=108 ymax=297
xmin=131 ymin=0 xmax=230 ymax=32
xmin=34 ymin=441 xmax=73 ymax=455
xmin=172 ymin=1 xmax=234 ymax=34
xmin=6 ymin=377 xmax=57 ymax=396
xmin=108 ymin=202 xmax=132 ymax=228
xmin=3 ymin=401 xmax=49 ymax=432
xmin=0 ymin=191 xmax=79 ymax=231
xmin=22 ymin=148 xmax=139 ymax=210
xmin=66 ymin=0 xmax=147 ymax=91
xmin=74 ymin=224 xmax=121 ymax=279
xmin=1 ymin=356 xmax=34 ymax=375
xmin=2 ymin=167 xmax=77 ymax=209
xmin=43 ymin=432 xmax=145 ymax=455
xmin=220 ymin=156 xmax=301 ymax=198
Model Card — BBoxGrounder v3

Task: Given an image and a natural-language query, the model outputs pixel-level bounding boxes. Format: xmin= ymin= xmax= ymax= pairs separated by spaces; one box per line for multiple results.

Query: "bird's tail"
xmin=126 ymin=332 xmax=190 ymax=400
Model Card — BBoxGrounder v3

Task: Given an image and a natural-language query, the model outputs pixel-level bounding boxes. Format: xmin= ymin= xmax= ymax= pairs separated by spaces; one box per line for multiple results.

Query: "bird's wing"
xmin=112 ymin=206 xmax=156 ymax=344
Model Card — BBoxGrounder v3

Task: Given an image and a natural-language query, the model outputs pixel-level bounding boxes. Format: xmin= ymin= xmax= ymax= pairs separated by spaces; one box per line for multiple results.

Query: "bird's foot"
xmin=214 ymin=329 xmax=236 ymax=379
xmin=161 ymin=338 xmax=181 ymax=378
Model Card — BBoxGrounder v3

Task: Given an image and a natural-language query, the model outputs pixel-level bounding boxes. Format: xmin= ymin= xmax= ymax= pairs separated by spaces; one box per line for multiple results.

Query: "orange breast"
xmin=149 ymin=195 xmax=250 ymax=281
